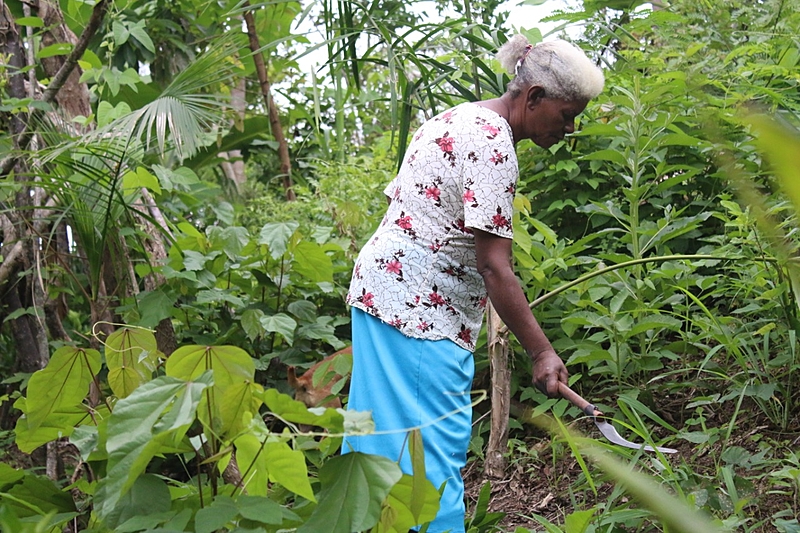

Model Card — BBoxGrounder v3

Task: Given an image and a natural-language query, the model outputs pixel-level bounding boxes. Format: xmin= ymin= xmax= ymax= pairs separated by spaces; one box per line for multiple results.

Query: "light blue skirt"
xmin=344 ymin=308 xmax=475 ymax=533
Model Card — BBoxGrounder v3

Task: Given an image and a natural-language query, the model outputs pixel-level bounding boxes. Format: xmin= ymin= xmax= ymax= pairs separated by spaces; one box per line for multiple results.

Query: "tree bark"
xmin=242 ymin=2 xmax=295 ymax=201
xmin=484 ymin=301 xmax=511 ymax=480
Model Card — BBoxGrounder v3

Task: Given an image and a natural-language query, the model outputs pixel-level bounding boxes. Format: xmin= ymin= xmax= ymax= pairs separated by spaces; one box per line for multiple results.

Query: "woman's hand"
xmin=530 ymin=348 xmax=568 ymax=398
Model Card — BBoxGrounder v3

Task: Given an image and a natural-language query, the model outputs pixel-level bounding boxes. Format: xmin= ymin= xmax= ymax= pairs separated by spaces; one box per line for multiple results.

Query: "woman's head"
xmin=497 ymin=35 xmax=605 ymax=102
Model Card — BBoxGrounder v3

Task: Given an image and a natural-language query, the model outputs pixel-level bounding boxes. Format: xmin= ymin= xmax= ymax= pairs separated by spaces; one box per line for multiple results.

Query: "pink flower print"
xmin=361 ymin=291 xmax=375 ymax=308
xmin=429 ymin=239 xmax=442 ymax=253
xmin=389 ymin=317 xmax=405 ymax=328
xmin=482 ymin=123 xmax=500 ymax=138
xmin=506 ymin=183 xmax=515 ymax=194
xmin=490 ymin=149 xmax=508 ymax=165
xmin=492 ymin=212 xmax=510 ymax=229
xmin=425 ymin=186 xmax=441 ymax=201
xmin=478 ymin=296 xmax=488 ymax=309
xmin=396 ymin=215 xmax=412 ymax=230
xmin=386 ymin=259 xmax=402 ymax=275
xmin=462 ymin=189 xmax=476 ymax=206
xmin=455 ymin=218 xmax=473 ymax=234
xmin=428 ymin=291 xmax=446 ymax=307
xmin=457 ymin=325 xmax=473 ymax=345
xmin=435 ymin=133 xmax=455 ymax=153
xmin=416 ymin=320 xmax=432 ymax=332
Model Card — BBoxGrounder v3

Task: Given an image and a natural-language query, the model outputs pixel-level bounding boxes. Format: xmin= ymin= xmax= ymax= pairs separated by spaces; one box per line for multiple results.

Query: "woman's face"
xmin=519 ymin=88 xmax=589 ymax=148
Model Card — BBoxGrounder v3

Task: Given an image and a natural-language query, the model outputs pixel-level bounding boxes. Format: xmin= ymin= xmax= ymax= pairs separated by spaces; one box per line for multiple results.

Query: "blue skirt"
xmin=344 ymin=308 xmax=475 ymax=533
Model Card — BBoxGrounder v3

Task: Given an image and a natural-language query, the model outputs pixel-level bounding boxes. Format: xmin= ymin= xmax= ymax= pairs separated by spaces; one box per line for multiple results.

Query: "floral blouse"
xmin=347 ymin=103 xmax=518 ymax=351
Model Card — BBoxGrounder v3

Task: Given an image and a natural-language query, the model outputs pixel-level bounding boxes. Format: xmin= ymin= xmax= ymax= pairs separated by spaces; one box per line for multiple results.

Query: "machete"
xmin=558 ymin=382 xmax=678 ymax=454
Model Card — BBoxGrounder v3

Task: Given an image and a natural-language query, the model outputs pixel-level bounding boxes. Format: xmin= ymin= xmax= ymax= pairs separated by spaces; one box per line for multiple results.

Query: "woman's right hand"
xmin=530 ymin=348 xmax=568 ymax=398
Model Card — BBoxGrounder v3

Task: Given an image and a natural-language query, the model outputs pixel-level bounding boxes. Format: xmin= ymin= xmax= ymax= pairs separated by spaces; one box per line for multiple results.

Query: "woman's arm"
xmin=474 ymin=228 xmax=568 ymax=396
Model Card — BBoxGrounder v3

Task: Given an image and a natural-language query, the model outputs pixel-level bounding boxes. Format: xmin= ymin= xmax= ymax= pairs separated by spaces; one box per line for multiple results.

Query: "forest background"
xmin=0 ymin=0 xmax=799 ymax=531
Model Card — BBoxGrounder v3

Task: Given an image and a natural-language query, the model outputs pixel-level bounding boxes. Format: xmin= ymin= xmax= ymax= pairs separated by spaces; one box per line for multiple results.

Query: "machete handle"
xmin=558 ymin=382 xmax=603 ymax=417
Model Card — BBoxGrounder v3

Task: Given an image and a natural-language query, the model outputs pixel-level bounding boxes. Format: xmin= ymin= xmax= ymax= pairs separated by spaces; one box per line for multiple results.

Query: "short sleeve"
xmin=461 ymin=119 xmax=518 ymax=238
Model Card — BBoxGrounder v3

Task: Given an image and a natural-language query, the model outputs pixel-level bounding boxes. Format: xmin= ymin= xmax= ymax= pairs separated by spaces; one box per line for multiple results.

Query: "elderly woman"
xmin=344 ymin=35 xmax=605 ymax=533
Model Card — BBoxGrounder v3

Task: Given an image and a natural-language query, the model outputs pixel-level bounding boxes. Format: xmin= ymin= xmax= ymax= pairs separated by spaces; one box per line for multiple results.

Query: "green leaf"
xmin=263 ymin=441 xmax=316 ymax=502
xmin=292 ymin=241 xmax=334 ymax=282
xmin=122 ymin=166 xmax=162 ymax=195
xmin=136 ymin=290 xmax=176 ymax=328
xmin=261 ymin=389 xmax=344 ymax=432
xmin=15 ymin=16 xmax=43 ymax=26
xmin=287 ymin=300 xmax=317 ymax=322
xmin=237 ymin=495 xmax=285 ymax=525
xmin=94 ymin=374 xmax=212 ymax=522
xmin=297 ymin=453 xmax=402 ymax=533
xmin=258 ymin=221 xmax=299 ymax=259
xmin=5 ymin=475 xmax=76 ymax=517
xmin=37 ymin=42 xmax=73 ymax=58
xmin=14 ymin=400 xmax=92 ymax=453
xmin=185 ymin=116 xmax=272 ymax=170
xmin=259 ymin=313 xmax=297 ymax=346
xmin=24 ymin=346 xmax=101 ymax=433
xmin=234 ymin=434 xmax=269 ymax=496
xmin=582 ymin=149 xmax=627 ymax=166
xmin=129 ymin=20 xmax=156 ymax=53
xmin=101 ymin=474 xmax=171 ymax=529
xmin=112 ymin=20 xmax=130 ymax=46
xmin=208 ymin=226 xmax=250 ymax=259
xmin=241 ymin=309 xmax=266 ymax=341
xmin=564 ymin=508 xmax=596 ymax=533
xmin=375 ymin=474 xmax=440 ymax=533
xmin=105 ymin=328 xmax=159 ymax=398
xmin=165 ymin=345 xmax=256 ymax=436
xmin=0 ymin=463 xmax=25 ymax=488
xmin=195 ymin=495 xmax=239 ymax=533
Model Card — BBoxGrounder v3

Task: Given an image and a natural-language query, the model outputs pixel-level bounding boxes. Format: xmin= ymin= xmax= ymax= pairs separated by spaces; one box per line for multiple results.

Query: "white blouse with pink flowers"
xmin=347 ymin=103 xmax=518 ymax=351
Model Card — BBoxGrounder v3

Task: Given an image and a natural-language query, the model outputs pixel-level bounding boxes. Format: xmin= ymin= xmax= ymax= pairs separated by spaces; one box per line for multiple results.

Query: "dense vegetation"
xmin=0 ymin=0 xmax=798 ymax=531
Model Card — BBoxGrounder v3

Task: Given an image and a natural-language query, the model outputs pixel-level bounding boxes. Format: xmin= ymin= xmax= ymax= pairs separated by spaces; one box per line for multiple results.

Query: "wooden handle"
xmin=558 ymin=382 xmax=603 ymax=417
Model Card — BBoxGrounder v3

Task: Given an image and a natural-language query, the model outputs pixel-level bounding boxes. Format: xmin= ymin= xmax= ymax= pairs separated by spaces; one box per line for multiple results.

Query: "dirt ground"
xmin=462 ymin=392 xmax=800 ymax=532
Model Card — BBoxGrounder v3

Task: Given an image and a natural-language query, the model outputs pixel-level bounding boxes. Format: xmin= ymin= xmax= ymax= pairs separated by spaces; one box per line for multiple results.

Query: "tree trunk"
xmin=484 ymin=301 xmax=511 ymax=479
xmin=242 ymin=1 xmax=296 ymax=201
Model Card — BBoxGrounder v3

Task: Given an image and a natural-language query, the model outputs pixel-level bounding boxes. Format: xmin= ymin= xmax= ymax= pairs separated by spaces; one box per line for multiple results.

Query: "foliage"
xmin=3 ymin=327 xmax=440 ymax=531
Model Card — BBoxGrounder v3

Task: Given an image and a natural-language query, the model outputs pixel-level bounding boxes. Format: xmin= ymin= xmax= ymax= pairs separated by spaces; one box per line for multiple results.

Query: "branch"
xmin=0 ymin=0 xmax=111 ymax=178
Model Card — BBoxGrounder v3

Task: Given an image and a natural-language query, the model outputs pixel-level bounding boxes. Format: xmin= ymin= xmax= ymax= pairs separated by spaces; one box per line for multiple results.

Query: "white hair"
xmin=496 ymin=35 xmax=605 ymax=101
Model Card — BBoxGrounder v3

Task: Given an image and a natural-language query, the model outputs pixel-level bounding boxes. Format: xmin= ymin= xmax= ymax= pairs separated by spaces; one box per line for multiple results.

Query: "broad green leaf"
xmin=374 ymin=474 xmax=440 ymax=533
xmin=287 ymin=299 xmax=317 ymax=322
xmin=105 ymin=328 xmax=159 ymax=398
xmin=258 ymin=221 xmax=299 ymax=259
xmin=218 ymin=379 xmax=264 ymax=436
xmin=166 ymin=345 xmax=254 ymax=388
xmin=136 ymin=290 xmax=176 ymax=328
xmin=195 ymin=495 xmax=239 ymax=533
xmin=241 ymin=308 xmax=266 ymax=341
xmin=94 ymin=373 xmax=211 ymax=521
xmin=5 ymin=475 xmax=76 ymax=517
xmin=101 ymin=474 xmax=170 ymax=529
xmin=15 ymin=16 xmax=43 ymax=26
xmin=166 ymin=345 xmax=256 ymax=436
xmin=122 ymin=166 xmax=161 ymax=195
xmin=207 ymin=225 xmax=250 ymax=259
xmin=564 ymin=508 xmax=596 ymax=533
xmin=234 ymin=434 xmax=269 ymax=496
xmin=14 ymin=399 xmax=99 ymax=453
xmin=25 ymin=346 xmax=101 ymax=433
xmin=237 ymin=495 xmax=286 ymax=525
xmin=129 ymin=20 xmax=155 ymax=53
xmin=259 ymin=313 xmax=297 ymax=346
xmin=0 ymin=463 xmax=24 ymax=488
xmin=264 ymin=441 xmax=315 ymax=502
xmin=297 ymin=453 xmax=402 ymax=533
xmin=261 ymin=389 xmax=344 ymax=431
xmin=292 ymin=241 xmax=333 ymax=282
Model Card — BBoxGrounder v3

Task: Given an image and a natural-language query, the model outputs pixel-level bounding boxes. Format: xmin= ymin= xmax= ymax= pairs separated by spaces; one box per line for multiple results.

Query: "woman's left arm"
xmin=474 ymin=228 xmax=568 ymax=397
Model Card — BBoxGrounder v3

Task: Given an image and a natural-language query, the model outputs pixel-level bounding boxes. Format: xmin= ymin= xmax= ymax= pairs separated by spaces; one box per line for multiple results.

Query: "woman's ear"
xmin=527 ymin=85 xmax=546 ymax=108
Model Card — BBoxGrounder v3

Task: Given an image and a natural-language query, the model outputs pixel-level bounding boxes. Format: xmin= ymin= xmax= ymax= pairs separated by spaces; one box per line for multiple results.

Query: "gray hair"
xmin=497 ymin=35 xmax=605 ymax=101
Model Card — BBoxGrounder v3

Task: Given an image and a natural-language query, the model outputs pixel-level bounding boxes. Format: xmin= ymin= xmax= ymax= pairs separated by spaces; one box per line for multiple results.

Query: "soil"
xmin=462 ymin=387 xmax=800 ymax=532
